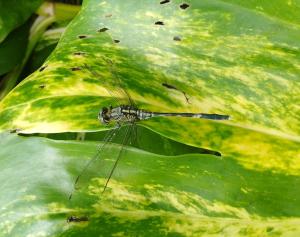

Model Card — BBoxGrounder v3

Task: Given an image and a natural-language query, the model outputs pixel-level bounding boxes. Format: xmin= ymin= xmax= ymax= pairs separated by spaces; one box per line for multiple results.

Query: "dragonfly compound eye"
xmin=99 ymin=107 xmax=111 ymax=124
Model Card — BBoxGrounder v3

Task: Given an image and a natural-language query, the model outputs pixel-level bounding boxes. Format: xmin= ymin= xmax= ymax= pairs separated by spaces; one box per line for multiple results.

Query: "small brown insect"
xmin=114 ymin=39 xmax=120 ymax=43
xmin=78 ymin=35 xmax=87 ymax=39
xmin=67 ymin=216 xmax=89 ymax=223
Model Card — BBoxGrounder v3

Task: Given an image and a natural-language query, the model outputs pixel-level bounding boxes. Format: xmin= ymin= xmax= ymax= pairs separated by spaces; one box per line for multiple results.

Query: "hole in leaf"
xmin=98 ymin=27 xmax=109 ymax=32
xmin=155 ymin=21 xmax=164 ymax=25
xmin=71 ymin=67 xmax=82 ymax=71
xmin=173 ymin=36 xmax=182 ymax=41
xmin=39 ymin=65 xmax=47 ymax=72
xmin=180 ymin=3 xmax=190 ymax=9
xmin=114 ymin=39 xmax=120 ymax=43
xmin=78 ymin=35 xmax=87 ymax=39
xmin=160 ymin=0 xmax=170 ymax=4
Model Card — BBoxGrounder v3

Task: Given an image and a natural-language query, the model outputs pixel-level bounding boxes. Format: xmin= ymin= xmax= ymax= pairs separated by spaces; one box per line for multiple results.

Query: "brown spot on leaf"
xmin=39 ymin=65 xmax=47 ymax=72
xmin=173 ymin=36 xmax=182 ymax=41
xmin=71 ymin=67 xmax=82 ymax=71
xmin=98 ymin=27 xmax=109 ymax=32
xmin=180 ymin=3 xmax=190 ymax=9
xmin=73 ymin=52 xmax=86 ymax=56
xmin=155 ymin=21 xmax=164 ymax=25
xmin=160 ymin=0 xmax=170 ymax=4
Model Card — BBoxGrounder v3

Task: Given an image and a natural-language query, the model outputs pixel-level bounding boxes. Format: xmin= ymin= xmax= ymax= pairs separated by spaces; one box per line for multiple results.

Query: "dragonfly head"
xmin=99 ymin=107 xmax=111 ymax=124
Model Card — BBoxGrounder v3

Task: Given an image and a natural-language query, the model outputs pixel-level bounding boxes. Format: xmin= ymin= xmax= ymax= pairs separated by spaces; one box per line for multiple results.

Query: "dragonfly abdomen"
xmin=120 ymin=106 xmax=230 ymax=121
xmin=101 ymin=105 xmax=230 ymax=124
xmin=138 ymin=111 xmax=230 ymax=121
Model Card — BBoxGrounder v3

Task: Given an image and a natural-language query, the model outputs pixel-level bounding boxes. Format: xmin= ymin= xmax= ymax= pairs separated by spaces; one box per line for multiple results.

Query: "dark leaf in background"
xmin=0 ymin=0 xmax=44 ymax=43
xmin=0 ymin=19 xmax=32 ymax=76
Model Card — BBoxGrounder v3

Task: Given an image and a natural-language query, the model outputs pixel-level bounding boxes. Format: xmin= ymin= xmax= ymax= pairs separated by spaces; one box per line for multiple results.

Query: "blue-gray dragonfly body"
xmin=69 ymin=60 xmax=230 ymax=200
xmin=99 ymin=105 xmax=230 ymax=124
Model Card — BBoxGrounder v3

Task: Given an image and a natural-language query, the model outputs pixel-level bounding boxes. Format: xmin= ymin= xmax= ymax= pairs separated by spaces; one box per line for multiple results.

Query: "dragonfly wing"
xmin=102 ymin=124 xmax=133 ymax=193
xmin=82 ymin=58 xmax=136 ymax=108
xmin=102 ymin=57 xmax=137 ymax=108
xmin=82 ymin=64 xmax=123 ymax=106
xmin=69 ymin=125 xmax=121 ymax=200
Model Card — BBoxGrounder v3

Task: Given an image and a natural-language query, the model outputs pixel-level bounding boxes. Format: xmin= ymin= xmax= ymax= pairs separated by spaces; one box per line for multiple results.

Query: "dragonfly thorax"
xmin=99 ymin=105 xmax=139 ymax=124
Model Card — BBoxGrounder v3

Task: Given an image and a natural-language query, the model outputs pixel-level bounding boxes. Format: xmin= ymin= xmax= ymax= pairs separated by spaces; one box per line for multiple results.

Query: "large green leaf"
xmin=0 ymin=0 xmax=299 ymax=140
xmin=0 ymin=1 xmax=299 ymax=235
xmin=0 ymin=0 xmax=44 ymax=43
xmin=1 ymin=132 xmax=300 ymax=236
xmin=143 ymin=117 xmax=300 ymax=176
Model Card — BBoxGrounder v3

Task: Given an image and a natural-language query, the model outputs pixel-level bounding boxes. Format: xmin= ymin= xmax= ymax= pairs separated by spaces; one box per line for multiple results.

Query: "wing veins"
xmin=102 ymin=124 xmax=132 ymax=193
xmin=69 ymin=126 xmax=121 ymax=200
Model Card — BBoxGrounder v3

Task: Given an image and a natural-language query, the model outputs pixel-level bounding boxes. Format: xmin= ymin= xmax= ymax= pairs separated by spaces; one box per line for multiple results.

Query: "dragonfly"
xmin=68 ymin=57 xmax=230 ymax=200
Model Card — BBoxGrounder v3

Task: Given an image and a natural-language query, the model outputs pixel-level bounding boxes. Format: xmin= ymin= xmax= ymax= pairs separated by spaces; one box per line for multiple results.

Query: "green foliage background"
xmin=0 ymin=0 xmax=299 ymax=236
